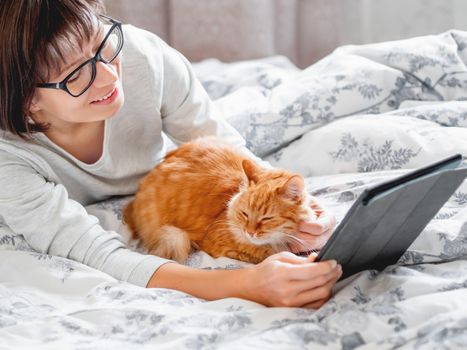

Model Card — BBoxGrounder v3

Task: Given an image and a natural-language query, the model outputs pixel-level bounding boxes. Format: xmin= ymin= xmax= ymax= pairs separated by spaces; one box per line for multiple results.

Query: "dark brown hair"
xmin=0 ymin=0 xmax=105 ymax=138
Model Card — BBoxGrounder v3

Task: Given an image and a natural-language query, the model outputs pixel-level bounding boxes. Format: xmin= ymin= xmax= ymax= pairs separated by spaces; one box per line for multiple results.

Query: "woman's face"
xmin=30 ymin=25 xmax=124 ymax=131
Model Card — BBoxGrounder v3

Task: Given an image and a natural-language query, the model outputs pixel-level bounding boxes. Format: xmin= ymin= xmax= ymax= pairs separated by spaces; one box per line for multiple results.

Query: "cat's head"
xmin=227 ymin=159 xmax=314 ymax=249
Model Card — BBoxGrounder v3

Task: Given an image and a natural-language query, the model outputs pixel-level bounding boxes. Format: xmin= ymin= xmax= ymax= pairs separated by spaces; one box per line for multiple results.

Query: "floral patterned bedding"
xmin=1 ymin=30 xmax=467 ymax=349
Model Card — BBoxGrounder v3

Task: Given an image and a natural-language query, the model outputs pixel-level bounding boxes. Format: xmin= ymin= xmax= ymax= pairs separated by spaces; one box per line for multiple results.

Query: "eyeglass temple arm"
xmin=36 ymin=82 xmax=61 ymax=89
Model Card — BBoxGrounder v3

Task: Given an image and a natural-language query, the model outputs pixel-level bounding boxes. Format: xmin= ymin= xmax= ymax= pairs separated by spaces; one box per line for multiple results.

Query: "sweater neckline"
xmin=33 ymin=118 xmax=111 ymax=170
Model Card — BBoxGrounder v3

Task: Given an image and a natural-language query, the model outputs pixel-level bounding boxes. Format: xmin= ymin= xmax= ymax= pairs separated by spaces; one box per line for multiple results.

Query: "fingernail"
xmin=308 ymin=253 xmax=318 ymax=259
xmin=330 ymin=260 xmax=337 ymax=268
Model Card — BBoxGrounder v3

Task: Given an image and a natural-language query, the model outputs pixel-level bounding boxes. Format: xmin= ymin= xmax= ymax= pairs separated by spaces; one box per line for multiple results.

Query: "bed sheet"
xmin=2 ymin=30 xmax=467 ymax=349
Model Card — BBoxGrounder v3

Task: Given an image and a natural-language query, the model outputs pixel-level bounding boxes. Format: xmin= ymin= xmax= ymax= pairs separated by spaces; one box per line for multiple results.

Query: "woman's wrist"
xmin=146 ymin=262 xmax=257 ymax=302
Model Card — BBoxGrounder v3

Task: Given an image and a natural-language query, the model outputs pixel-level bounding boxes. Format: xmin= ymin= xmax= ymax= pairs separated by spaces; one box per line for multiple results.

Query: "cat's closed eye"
xmin=261 ymin=216 xmax=274 ymax=222
xmin=241 ymin=211 xmax=249 ymax=219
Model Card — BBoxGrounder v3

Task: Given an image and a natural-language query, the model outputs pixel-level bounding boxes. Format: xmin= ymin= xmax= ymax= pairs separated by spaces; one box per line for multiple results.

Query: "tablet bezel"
xmin=316 ymin=153 xmax=463 ymax=265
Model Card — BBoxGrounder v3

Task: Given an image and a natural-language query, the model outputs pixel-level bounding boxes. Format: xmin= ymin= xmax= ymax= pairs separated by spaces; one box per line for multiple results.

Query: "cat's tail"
xmin=147 ymin=225 xmax=192 ymax=263
xmin=123 ymin=200 xmax=139 ymax=239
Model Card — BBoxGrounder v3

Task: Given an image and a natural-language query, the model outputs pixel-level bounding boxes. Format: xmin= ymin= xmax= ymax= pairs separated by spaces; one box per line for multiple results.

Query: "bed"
xmin=1 ymin=30 xmax=467 ymax=349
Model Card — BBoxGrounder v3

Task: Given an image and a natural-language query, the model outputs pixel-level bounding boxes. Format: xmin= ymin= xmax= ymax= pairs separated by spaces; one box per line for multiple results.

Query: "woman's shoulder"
xmin=121 ymin=25 xmax=165 ymax=63
xmin=121 ymin=25 xmax=184 ymax=70
xmin=119 ymin=24 xmax=169 ymax=91
xmin=0 ymin=133 xmax=52 ymax=174
xmin=120 ymin=24 xmax=191 ymax=104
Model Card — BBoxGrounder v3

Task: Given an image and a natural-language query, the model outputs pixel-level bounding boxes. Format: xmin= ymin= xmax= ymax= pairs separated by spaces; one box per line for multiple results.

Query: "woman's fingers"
xmin=307 ymin=253 xmax=318 ymax=262
xmin=271 ymin=251 xmax=310 ymax=264
xmin=288 ymin=228 xmax=333 ymax=253
xmin=302 ymin=298 xmax=328 ymax=309
xmin=298 ymin=213 xmax=337 ymax=236
xmin=252 ymin=252 xmax=342 ymax=308
xmin=294 ymin=269 xmax=342 ymax=307
xmin=299 ymin=198 xmax=337 ymax=236
xmin=289 ymin=197 xmax=338 ymax=253
xmin=288 ymin=265 xmax=341 ymax=294
xmin=295 ymin=229 xmax=333 ymax=245
xmin=286 ymin=259 xmax=340 ymax=281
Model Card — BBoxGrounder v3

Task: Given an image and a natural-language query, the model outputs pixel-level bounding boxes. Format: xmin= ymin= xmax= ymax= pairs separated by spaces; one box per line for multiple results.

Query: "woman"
xmin=0 ymin=0 xmax=341 ymax=308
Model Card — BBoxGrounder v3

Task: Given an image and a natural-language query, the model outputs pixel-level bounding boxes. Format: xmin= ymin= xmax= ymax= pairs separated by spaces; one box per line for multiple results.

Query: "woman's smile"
xmin=90 ymin=86 xmax=118 ymax=105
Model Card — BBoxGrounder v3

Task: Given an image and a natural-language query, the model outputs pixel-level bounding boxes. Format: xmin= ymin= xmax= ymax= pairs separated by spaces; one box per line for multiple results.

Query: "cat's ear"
xmin=242 ymin=159 xmax=260 ymax=185
xmin=281 ymin=175 xmax=305 ymax=202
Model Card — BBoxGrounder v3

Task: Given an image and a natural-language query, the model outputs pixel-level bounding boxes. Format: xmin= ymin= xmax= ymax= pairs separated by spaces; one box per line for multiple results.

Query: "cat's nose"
xmin=247 ymin=222 xmax=257 ymax=235
xmin=247 ymin=231 xmax=256 ymax=237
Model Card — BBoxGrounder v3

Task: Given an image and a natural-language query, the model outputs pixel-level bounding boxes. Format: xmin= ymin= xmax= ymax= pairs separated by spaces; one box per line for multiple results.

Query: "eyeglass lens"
xmin=66 ymin=25 xmax=122 ymax=96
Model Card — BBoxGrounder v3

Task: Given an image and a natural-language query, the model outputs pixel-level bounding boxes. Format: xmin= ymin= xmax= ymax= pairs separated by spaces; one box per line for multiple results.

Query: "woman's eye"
xmin=68 ymin=70 xmax=81 ymax=83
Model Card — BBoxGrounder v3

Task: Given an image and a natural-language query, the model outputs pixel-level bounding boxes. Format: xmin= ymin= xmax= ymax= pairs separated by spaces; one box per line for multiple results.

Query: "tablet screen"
xmin=315 ymin=154 xmax=466 ymax=280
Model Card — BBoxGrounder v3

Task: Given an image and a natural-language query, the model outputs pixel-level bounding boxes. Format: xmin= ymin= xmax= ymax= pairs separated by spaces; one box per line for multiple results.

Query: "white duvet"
xmin=1 ymin=30 xmax=467 ymax=349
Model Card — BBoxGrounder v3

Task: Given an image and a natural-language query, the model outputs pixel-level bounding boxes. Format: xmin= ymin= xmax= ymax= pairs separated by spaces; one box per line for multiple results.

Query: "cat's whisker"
xmin=284 ymin=233 xmax=315 ymax=254
xmin=274 ymin=239 xmax=290 ymax=252
xmin=284 ymin=234 xmax=306 ymax=247
xmin=266 ymin=230 xmax=303 ymax=253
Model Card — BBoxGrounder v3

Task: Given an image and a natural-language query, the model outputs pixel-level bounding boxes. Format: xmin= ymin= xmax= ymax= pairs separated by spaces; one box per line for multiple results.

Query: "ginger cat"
xmin=123 ymin=137 xmax=316 ymax=264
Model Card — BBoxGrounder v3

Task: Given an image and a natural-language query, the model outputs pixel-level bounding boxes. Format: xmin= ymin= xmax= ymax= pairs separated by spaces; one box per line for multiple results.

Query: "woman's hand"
xmin=289 ymin=198 xmax=337 ymax=254
xmin=240 ymin=251 xmax=342 ymax=308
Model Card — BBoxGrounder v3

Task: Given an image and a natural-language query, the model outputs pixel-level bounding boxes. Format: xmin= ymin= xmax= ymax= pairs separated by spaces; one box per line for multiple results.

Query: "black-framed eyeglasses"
xmin=36 ymin=15 xmax=124 ymax=97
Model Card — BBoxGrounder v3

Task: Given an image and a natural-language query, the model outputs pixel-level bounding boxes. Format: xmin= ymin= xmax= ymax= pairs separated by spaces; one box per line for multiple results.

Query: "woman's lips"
xmin=91 ymin=87 xmax=118 ymax=105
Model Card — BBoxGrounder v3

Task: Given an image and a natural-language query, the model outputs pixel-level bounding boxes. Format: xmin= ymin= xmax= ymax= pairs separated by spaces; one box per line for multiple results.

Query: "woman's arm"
xmin=147 ymin=262 xmax=247 ymax=300
xmin=0 ymin=150 xmax=172 ymax=287
xmin=148 ymin=252 xmax=342 ymax=308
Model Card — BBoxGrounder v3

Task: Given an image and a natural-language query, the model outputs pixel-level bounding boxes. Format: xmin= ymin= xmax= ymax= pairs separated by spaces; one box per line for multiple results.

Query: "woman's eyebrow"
xmin=61 ymin=27 xmax=105 ymax=74
xmin=62 ymin=57 xmax=84 ymax=73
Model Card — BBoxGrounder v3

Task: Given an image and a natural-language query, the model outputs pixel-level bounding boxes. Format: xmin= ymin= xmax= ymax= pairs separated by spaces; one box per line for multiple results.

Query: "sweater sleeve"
xmin=0 ymin=151 xmax=174 ymax=287
xmin=158 ymin=39 xmax=273 ymax=169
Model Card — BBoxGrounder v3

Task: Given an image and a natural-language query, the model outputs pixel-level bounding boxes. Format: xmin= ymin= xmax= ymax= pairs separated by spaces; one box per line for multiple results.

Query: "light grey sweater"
xmin=0 ymin=25 xmax=265 ymax=287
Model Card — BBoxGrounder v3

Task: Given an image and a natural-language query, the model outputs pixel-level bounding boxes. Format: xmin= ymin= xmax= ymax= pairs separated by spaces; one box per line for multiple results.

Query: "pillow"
xmin=265 ymin=113 xmax=467 ymax=177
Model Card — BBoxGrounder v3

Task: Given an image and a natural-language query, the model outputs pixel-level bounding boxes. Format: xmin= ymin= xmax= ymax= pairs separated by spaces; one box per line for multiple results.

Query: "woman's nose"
xmin=93 ymin=61 xmax=119 ymax=88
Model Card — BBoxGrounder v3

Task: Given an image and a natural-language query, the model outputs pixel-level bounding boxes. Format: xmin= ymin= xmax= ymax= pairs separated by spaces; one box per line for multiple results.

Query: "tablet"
xmin=316 ymin=153 xmax=467 ymax=280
